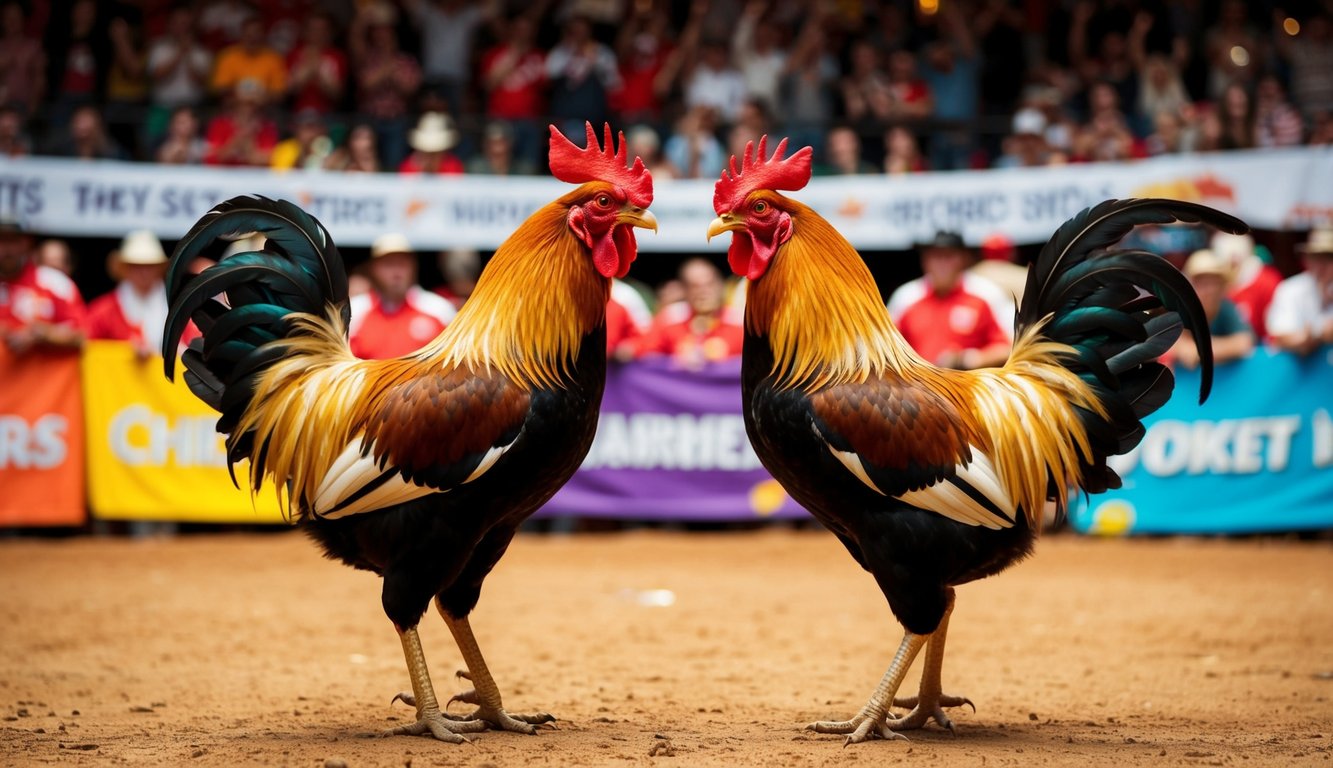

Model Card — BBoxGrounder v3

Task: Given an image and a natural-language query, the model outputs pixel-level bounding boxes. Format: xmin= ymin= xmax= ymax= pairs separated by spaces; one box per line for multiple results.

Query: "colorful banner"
xmin=1 ymin=148 xmax=1330 ymax=251
xmin=1072 ymin=347 xmax=1333 ymax=535
xmin=0 ymin=347 xmax=85 ymax=526
xmin=81 ymin=341 xmax=285 ymax=522
xmin=545 ymin=358 xmax=806 ymax=520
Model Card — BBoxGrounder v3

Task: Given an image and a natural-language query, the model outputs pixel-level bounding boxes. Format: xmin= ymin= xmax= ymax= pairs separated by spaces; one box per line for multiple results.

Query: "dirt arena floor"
xmin=1 ymin=528 xmax=1330 ymax=767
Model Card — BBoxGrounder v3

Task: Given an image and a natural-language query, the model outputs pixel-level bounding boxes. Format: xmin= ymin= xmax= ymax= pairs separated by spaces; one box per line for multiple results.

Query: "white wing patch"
xmin=819 ymin=423 xmax=1018 ymax=530
xmin=311 ymin=433 xmax=519 ymax=519
xmin=897 ymin=447 xmax=1017 ymax=529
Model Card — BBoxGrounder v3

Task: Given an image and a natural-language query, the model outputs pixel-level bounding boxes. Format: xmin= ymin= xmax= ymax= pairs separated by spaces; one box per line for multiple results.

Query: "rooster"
xmin=707 ymin=138 xmax=1246 ymax=745
xmin=161 ymin=124 xmax=656 ymax=742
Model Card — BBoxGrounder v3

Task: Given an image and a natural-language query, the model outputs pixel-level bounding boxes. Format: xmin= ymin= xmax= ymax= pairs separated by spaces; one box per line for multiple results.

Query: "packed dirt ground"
xmin=1 ymin=528 xmax=1330 ymax=767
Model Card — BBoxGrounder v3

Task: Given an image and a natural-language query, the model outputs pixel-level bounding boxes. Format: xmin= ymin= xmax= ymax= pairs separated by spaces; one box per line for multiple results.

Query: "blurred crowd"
xmin=1 ymin=0 xmax=1331 ymax=177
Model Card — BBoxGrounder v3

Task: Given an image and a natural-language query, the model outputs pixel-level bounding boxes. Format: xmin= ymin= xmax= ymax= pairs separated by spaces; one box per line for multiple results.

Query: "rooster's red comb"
xmin=548 ymin=122 xmax=653 ymax=208
xmin=713 ymin=136 xmax=813 ymax=214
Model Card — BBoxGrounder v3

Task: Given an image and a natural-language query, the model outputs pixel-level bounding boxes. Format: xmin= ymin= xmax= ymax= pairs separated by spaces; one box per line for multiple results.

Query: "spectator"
xmin=145 ymin=7 xmax=212 ymax=146
xmin=1212 ymin=231 xmax=1282 ymax=342
xmin=37 ymin=239 xmax=74 ymax=278
xmin=285 ymin=12 xmax=346 ymax=117
xmin=887 ymin=230 xmax=1012 ymax=369
xmin=815 ymin=126 xmax=875 ymax=175
xmin=323 ymin=122 xmax=381 ymax=173
xmin=105 ymin=14 xmax=149 ymax=158
xmin=48 ymin=104 xmax=128 ymax=160
xmin=1311 ymin=110 xmax=1333 ymax=146
xmin=636 ymin=258 xmax=744 ymax=368
xmin=612 ymin=5 xmax=674 ymax=126
xmin=45 ymin=0 xmax=105 ymax=125
xmin=0 ymin=215 xmax=86 ymax=355
xmin=86 ymin=230 xmax=174 ymax=360
xmin=271 ymin=109 xmax=334 ymax=171
xmin=885 ymin=48 xmax=933 ymax=121
xmin=349 ymin=2 xmax=421 ymax=171
xmin=663 ymin=105 xmax=725 ymax=181
xmin=1203 ymin=0 xmax=1261 ymax=101
xmin=211 ymin=15 xmax=286 ymax=100
xmin=348 ymin=233 xmax=457 ymax=359
xmin=920 ymin=3 xmax=981 ymax=170
xmin=465 ymin=121 xmax=534 ymax=176
xmin=626 ymin=123 xmax=677 ymax=181
xmin=479 ymin=13 xmax=546 ymax=170
xmin=685 ymin=37 xmax=748 ymax=126
xmin=405 ymin=0 xmax=493 ymax=117
xmin=1171 ymin=248 xmax=1254 ymax=370
xmin=607 ymin=278 xmax=652 ymax=362
xmin=993 ymin=107 xmax=1052 ymax=168
xmin=203 ymin=81 xmax=279 ymax=166
xmin=840 ymin=40 xmax=894 ymax=125
xmin=399 ymin=112 xmax=463 ymax=175
xmin=1254 ymin=75 xmax=1304 ymax=148
xmin=0 ymin=0 xmax=46 ymax=116
xmin=1144 ymin=108 xmax=1197 ymax=156
xmin=1135 ymin=54 xmax=1190 ymax=130
xmin=155 ymin=106 xmax=208 ymax=165
xmin=883 ymin=125 xmax=926 ymax=174
xmin=732 ymin=0 xmax=787 ymax=116
xmin=1266 ymin=226 xmax=1333 ymax=356
xmin=1273 ymin=10 xmax=1333 ymax=121
xmin=777 ymin=5 xmax=838 ymax=151
xmin=968 ymin=232 xmax=1027 ymax=304
xmin=433 ymin=247 xmax=481 ymax=310
xmin=1216 ymin=81 xmax=1255 ymax=150
xmin=197 ymin=0 xmax=254 ymax=51
xmin=546 ymin=15 xmax=621 ymax=140
xmin=0 ymin=104 xmax=32 ymax=158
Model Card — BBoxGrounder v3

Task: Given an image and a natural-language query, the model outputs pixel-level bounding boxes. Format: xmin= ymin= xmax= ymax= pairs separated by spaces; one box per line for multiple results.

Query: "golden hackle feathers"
xmin=744 ymin=194 xmax=926 ymax=391
xmin=751 ymin=199 xmax=1106 ymax=529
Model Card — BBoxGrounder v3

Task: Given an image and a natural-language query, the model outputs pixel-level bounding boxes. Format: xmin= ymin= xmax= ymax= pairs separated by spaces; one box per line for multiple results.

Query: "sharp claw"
xmin=390 ymin=692 xmax=415 ymax=708
xmin=963 ymin=698 xmax=976 ymax=714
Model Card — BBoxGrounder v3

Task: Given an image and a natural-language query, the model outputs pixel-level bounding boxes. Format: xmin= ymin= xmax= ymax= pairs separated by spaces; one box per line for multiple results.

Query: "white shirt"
xmin=1265 ymin=272 xmax=1333 ymax=337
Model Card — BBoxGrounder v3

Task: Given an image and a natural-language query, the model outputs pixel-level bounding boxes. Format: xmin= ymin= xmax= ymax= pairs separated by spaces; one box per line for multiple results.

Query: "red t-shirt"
xmin=894 ymin=283 xmax=1008 ymax=365
xmin=635 ymin=302 xmax=744 ymax=364
xmin=203 ymin=114 xmax=280 ymax=166
xmin=0 ymin=262 xmax=86 ymax=331
xmin=348 ymin=287 xmax=457 ymax=359
xmin=1229 ymin=264 xmax=1283 ymax=341
xmin=480 ymin=45 xmax=546 ymax=119
xmin=85 ymin=289 xmax=202 ymax=349
xmin=286 ymin=45 xmax=347 ymax=114
xmin=398 ymin=153 xmax=465 ymax=175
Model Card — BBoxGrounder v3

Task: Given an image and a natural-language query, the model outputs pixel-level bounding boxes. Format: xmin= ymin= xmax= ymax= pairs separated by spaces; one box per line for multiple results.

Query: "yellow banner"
xmin=82 ymin=341 xmax=286 ymax=522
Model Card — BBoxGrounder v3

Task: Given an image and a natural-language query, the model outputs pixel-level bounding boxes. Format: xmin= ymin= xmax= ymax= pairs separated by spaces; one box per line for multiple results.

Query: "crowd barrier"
xmin=1 ymin=342 xmax=1330 ymax=532
xmin=2 ymin=147 xmax=1331 ymax=252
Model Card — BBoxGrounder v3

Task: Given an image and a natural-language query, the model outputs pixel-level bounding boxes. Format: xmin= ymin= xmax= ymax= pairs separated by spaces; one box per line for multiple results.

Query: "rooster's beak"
xmin=707 ymin=213 xmax=743 ymax=242
xmin=619 ymin=207 xmax=658 ymax=233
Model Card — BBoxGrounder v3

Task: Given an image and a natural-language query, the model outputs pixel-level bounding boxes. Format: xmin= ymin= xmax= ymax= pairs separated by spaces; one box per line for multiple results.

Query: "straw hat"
xmin=1183 ymin=248 xmax=1231 ymax=281
xmin=108 ymin=230 xmax=167 ymax=280
xmin=409 ymin=112 xmax=459 ymax=153
xmin=371 ymin=233 xmax=413 ymax=259
xmin=1296 ymin=226 xmax=1333 ymax=255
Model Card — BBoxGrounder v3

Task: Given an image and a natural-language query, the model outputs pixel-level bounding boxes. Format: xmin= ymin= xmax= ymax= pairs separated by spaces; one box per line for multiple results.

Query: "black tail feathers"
xmin=162 ymin=195 xmax=348 ymax=438
xmin=1019 ymin=198 xmax=1248 ymax=492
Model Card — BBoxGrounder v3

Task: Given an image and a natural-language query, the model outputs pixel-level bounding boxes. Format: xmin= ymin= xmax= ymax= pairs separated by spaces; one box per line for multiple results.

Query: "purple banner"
xmin=544 ymin=358 xmax=809 ymax=520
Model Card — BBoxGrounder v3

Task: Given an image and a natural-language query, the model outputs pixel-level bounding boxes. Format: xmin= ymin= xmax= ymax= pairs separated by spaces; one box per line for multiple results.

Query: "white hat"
xmin=1209 ymin=231 xmax=1254 ymax=268
xmin=1012 ymin=107 xmax=1047 ymax=136
xmin=116 ymin=229 xmax=167 ymax=265
xmin=1183 ymin=248 xmax=1230 ymax=281
xmin=371 ymin=233 xmax=413 ymax=259
xmin=409 ymin=112 xmax=459 ymax=153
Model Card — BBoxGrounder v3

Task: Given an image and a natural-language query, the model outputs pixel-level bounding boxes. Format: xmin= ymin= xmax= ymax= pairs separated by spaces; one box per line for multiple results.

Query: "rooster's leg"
xmin=384 ymin=626 xmax=488 ymax=743
xmin=438 ymin=610 xmax=556 ymax=733
xmin=807 ymin=631 xmax=928 ymax=745
xmin=889 ymin=588 xmax=975 ymax=733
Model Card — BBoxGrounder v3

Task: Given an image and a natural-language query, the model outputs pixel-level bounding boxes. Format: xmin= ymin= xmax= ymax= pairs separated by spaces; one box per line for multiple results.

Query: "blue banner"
xmin=1072 ymin=347 xmax=1333 ymax=535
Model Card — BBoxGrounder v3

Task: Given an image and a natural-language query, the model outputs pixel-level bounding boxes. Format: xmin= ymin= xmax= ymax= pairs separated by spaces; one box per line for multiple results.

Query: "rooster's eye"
xmin=596 ymin=195 xmax=611 ymax=208
xmin=753 ymin=201 xmax=767 ymax=213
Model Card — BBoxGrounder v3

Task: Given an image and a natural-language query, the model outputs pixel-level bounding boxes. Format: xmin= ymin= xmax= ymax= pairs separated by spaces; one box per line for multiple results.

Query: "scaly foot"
xmin=890 ymin=693 xmax=975 ymax=733
xmin=382 ymin=705 xmax=487 ymax=743
xmin=807 ymin=711 xmax=910 ymax=746
xmin=397 ymin=674 xmax=556 ymax=735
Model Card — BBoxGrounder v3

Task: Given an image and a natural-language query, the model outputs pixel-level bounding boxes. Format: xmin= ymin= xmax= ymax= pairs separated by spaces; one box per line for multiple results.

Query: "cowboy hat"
xmin=410 ymin=112 xmax=459 ymax=153
xmin=108 ymin=230 xmax=167 ymax=280
xmin=371 ymin=232 xmax=413 ymax=259
xmin=1296 ymin=226 xmax=1333 ymax=255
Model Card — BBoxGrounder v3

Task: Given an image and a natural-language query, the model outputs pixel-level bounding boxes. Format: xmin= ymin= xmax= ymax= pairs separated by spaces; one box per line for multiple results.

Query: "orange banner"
xmin=0 ymin=347 xmax=86 ymax=526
